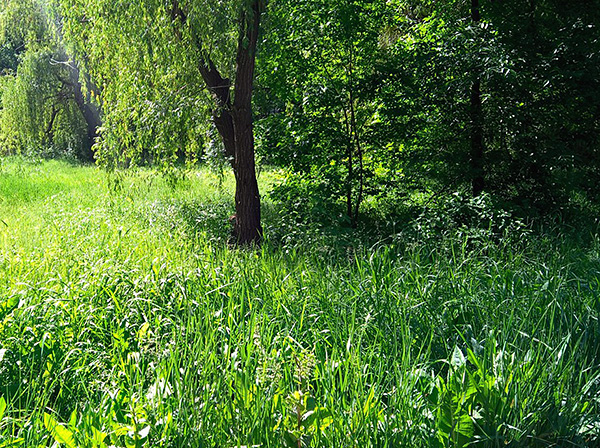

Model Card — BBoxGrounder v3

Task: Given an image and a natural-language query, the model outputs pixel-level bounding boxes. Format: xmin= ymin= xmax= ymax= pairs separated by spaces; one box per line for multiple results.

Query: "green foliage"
xmin=1 ymin=0 xmax=600 ymax=444
xmin=0 ymin=0 xmax=48 ymax=65
xmin=0 ymin=0 xmax=91 ymax=159
xmin=269 ymin=167 xmax=347 ymax=225
xmin=258 ymin=0 xmax=391 ymax=224
xmin=377 ymin=0 xmax=600 ymax=210
xmin=2 ymin=0 xmax=599 ymax=216
xmin=0 ymin=48 xmax=86 ymax=157
xmin=53 ymin=0 xmax=260 ymax=169
xmin=256 ymin=0 xmax=600 ymax=216
xmin=403 ymin=192 xmax=532 ymax=249
xmin=476 ymin=0 xmax=600 ymax=205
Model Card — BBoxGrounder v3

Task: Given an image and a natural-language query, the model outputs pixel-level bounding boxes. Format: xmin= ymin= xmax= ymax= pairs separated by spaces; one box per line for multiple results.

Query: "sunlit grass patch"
xmin=0 ymin=158 xmax=598 ymax=447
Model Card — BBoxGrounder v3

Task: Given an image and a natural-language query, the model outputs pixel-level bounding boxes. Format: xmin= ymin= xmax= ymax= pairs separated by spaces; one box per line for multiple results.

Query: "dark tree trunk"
xmin=470 ymin=79 xmax=484 ymax=196
xmin=44 ymin=106 xmax=59 ymax=144
xmin=349 ymin=86 xmax=363 ymax=228
xmin=346 ymin=135 xmax=354 ymax=222
xmin=171 ymin=0 xmax=262 ymax=245
xmin=470 ymin=0 xmax=485 ymax=196
xmin=230 ymin=1 xmax=263 ymax=244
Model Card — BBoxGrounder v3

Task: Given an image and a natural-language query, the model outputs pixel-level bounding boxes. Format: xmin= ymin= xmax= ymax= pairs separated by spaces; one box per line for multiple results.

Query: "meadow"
xmin=0 ymin=157 xmax=599 ymax=447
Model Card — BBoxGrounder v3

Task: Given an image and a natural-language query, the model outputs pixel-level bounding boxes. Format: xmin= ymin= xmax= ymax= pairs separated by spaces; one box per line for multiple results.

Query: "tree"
xmin=482 ymin=0 xmax=600 ymax=207
xmin=383 ymin=0 xmax=600 ymax=209
xmin=169 ymin=0 xmax=263 ymax=243
xmin=0 ymin=0 xmax=101 ymax=160
xmin=258 ymin=0 xmax=388 ymax=227
xmin=469 ymin=0 xmax=484 ymax=196
xmin=64 ymin=59 xmax=102 ymax=162
xmin=56 ymin=0 xmax=264 ymax=244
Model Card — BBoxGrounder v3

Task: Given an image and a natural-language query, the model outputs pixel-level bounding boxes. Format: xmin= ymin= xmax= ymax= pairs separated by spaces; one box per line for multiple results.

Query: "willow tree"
xmin=55 ymin=0 xmax=264 ymax=244
xmin=0 ymin=0 xmax=100 ymax=159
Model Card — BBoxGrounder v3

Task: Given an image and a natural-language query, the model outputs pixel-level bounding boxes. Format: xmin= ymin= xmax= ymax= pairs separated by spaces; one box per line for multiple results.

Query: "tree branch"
xmin=49 ymin=58 xmax=76 ymax=70
xmin=170 ymin=0 xmax=236 ymax=161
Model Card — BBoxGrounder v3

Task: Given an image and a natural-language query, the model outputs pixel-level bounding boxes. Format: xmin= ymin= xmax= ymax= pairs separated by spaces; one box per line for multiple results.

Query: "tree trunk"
xmin=470 ymin=0 xmax=485 ymax=196
xmin=44 ymin=105 xmax=59 ymax=144
xmin=230 ymin=0 xmax=263 ymax=244
xmin=346 ymin=134 xmax=354 ymax=222
xmin=470 ymin=78 xmax=484 ymax=196
xmin=171 ymin=0 xmax=263 ymax=245
xmin=349 ymin=85 xmax=363 ymax=228
xmin=343 ymin=105 xmax=355 ymax=226
xmin=231 ymin=120 xmax=262 ymax=244
xmin=69 ymin=62 xmax=101 ymax=162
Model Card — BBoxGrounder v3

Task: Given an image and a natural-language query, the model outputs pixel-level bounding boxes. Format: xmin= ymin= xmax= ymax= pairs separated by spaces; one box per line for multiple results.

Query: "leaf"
xmin=452 ymin=413 xmax=474 ymax=447
xmin=314 ymin=407 xmax=334 ymax=431
xmin=91 ymin=427 xmax=107 ymax=445
xmin=283 ymin=430 xmax=298 ymax=448
xmin=437 ymin=401 xmax=453 ymax=435
xmin=319 ymin=415 xmax=333 ymax=431
xmin=111 ymin=422 xmax=129 ymax=437
xmin=0 ymin=437 xmax=25 ymax=447
xmin=137 ymin=425 xmax=151 ymax=439
xmin=137 ymin=322 xmax=150 ymax=340
xmin=363 ymin=386 xmax=376 ymax=416
xmin=43 ymin=413 xmax=76 ymax=448
xmin=68 ymin=410 xmax=77 ymax=428
xmin=451 ymin=346 xmax=466 ymax=369
xmin=0 ymin=396 xmax=6 ymax=422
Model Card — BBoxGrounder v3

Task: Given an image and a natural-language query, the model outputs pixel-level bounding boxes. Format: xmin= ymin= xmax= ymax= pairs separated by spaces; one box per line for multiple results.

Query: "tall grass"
xmin=0 ymin=157 xmax=598 ymax=447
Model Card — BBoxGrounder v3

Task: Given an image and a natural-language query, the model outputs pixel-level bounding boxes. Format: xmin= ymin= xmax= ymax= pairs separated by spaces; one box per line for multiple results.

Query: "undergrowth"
xmin=0 ymin=157 xmax=599 ymax=447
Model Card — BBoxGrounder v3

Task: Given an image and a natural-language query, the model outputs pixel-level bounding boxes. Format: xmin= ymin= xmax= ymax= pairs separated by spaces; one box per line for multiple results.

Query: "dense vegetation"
xmin=1 ymin=0 xmax=599 ymax=446
xmin=2 ymin=0 xmax=599 ymax=237
xmin=0 ymin=158 xmax=599 ymax=447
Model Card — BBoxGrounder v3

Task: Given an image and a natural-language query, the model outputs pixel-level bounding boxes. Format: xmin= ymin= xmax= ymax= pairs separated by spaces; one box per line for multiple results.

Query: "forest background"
xmin=0 ymin=0 xmax=599 ymax=447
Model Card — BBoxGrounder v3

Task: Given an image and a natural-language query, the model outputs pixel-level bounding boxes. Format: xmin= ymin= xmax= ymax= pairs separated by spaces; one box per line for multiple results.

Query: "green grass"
xmin=0 ymin=157 xmax=599 ymax=447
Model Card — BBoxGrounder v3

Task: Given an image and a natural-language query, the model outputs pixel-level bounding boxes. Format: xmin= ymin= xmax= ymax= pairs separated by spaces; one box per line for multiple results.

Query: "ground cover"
xmin=0 ymin=157 xmax=599 ymax=447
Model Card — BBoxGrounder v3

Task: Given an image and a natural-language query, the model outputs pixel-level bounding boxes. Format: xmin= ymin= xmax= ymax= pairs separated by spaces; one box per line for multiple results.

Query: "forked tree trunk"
xmin=172 ymin=0 xmax=263 ymax=245
xmin=70 ymin=62 xmax=101 ymax=162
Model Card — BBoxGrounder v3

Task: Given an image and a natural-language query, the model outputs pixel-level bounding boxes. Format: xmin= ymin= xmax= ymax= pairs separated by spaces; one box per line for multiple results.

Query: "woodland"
xmin=0 ymin=0 xmax=599 ymax=447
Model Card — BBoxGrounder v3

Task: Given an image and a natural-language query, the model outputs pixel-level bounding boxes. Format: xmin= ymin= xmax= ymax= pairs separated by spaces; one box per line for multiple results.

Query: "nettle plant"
xmin=277 ymin=350 xmax=333 ymax=447
xmin=414 ymin=342 xmax=520 ymax=448
xmin=254 ymin=336 xmax=333 ymax=447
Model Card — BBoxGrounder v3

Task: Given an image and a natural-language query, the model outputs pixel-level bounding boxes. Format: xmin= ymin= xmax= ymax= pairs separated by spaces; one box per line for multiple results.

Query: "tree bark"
xmin=44 ymin=105 xmax=59 ymax=144
xmin=470 ymin=78 xmax=484 ymax=196
xmin=345 ymin=120 xmax=354 ymax=222
xmin=349 ymin=83 xmax=363 ymax=228
xmin=230 ymin=1 xmax=263 ymax=244
xmin=470 ymin=0 xmax=485 ymax=196
xmin=171 ymin=0 xmax=262 ymax=245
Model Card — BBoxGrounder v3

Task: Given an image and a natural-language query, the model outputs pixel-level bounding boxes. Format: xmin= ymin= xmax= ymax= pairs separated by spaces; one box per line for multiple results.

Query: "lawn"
xmin=0 ymin=157 xmax=599 ymax=447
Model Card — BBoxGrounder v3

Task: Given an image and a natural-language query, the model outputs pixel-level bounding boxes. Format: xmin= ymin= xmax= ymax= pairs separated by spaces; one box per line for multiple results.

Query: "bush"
xmin=400 ymin=192 xmax=532 ymax=249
